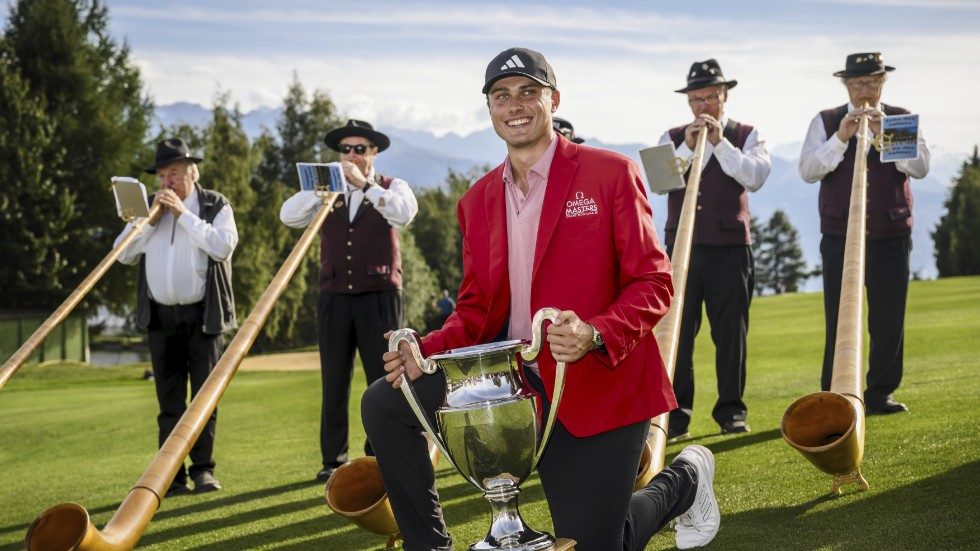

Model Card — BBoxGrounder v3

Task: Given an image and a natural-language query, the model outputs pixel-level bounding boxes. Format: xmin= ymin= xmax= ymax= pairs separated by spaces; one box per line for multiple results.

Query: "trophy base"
xmin=468 ymin=488 xmax=557 ymax=551
xmin=468 ymin=529 xmax=555 ymax=551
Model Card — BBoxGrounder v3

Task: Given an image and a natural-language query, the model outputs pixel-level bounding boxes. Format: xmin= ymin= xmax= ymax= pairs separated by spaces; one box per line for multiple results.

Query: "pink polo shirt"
xmin=502 ymin=136 xmax=559 ymax=356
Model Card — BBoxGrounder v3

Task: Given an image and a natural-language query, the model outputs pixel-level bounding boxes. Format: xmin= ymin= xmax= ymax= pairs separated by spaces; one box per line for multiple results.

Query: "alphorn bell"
xmin=643 ymin=126 xmax=710 ymax=483
xmin=781 ymin=104 xmax=872 ymax=494
xmin=0 ymin=202 xmax=162 ymax=392
xmin=324 ymin=436 xmax=440 ymax=549
xmin=24 ymin=188 xmax=341 ymax=551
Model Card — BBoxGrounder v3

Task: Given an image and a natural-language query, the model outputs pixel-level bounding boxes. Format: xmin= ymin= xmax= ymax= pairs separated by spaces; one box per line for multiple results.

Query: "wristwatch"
xmin=590 ymin=324 xmax=606 ymax=353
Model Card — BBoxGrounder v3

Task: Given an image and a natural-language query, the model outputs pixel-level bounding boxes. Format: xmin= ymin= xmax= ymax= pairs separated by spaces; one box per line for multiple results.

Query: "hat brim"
xmin=324 ymin=126 xmax=390 ymax=153
xmin=482 ymin=72 xmax=554 ymax=94
xmin=832 ymin=65 xmax=896 ymax=78
xmin=674 ymin=78 xmax=737 ymax=94
xmin=145 ymin=154 xmax=204 ymax=174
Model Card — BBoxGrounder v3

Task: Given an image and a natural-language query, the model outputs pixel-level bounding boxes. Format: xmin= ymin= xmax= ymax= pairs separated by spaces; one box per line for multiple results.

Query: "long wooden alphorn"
xmin=640 ymin=126 xmax=710 ymax=484
xmin=24 ymin=192 xmax=340 ymax=551
xmin=0 ymin=203 xmax=163 ymax=392
xmin=781 ymin=104 xmax=872 ymax=494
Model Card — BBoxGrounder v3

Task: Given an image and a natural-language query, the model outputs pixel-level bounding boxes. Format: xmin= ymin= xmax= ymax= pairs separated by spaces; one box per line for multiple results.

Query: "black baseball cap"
xmin=482 ymin=47 xmax=557 ymax=94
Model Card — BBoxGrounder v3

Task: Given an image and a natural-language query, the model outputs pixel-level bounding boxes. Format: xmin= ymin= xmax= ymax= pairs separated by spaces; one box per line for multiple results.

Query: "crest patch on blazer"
xmin=565 ymin=191 xmax=598 ymax=218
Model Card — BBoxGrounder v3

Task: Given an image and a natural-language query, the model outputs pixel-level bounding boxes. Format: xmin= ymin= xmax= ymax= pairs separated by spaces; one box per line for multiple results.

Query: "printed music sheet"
xmin=639 ymin=143 xmax=687 ymax=195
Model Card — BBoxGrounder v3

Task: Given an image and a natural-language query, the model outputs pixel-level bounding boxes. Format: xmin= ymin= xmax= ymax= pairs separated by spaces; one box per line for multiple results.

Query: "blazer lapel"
xmin=532 ymin=140 xmax=577 ymax=282
xmin=484 ymin=167 xmax=509 ymax=294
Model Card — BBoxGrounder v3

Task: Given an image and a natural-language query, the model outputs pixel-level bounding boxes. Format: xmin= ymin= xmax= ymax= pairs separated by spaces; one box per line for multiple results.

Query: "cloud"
xmin=59 ymin=1 xmax=979 ymax=155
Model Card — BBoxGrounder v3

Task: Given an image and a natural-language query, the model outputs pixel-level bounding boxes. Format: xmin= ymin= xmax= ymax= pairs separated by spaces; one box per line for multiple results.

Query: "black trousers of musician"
xmin=820 ymin=235 xmax=911 ymax=406
xmin=147 ymin=301 xmax=222 ymax=485
xmin=361 ymin=369 xmax=698 ymax=551
xmin=317 ymin=289 xmax=402 ymax=470
xmin=667 ymin=244 xmax=754 ymax=433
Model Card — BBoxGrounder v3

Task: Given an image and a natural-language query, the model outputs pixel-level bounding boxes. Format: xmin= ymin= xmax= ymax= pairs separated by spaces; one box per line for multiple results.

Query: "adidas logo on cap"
xmin=501 ymin=55 xmax=526 ymax=70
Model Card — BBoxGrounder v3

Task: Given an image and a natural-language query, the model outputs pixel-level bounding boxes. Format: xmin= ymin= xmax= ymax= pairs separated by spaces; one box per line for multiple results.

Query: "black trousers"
xmin=820 ymin=235 xmax=911 ymax=405
xmin=147 ymin=301 xmax=222 ymax=484
xmin=318 ymin=290 xmax=402 ymax=469
xmin=361 ymin=369 xmax=697 ymax=551
xmin=668 ymin=244 xmax=754 ymax=432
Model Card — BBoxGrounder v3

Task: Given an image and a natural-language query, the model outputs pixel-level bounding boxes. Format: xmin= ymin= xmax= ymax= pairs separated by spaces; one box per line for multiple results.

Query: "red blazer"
xmin=421 ymin=135 xmax=677 ymax=437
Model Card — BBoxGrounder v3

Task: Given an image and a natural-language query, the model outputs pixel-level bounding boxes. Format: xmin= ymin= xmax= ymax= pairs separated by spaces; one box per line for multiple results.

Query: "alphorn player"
xmin=552 ymin=116 xmax=585 ymax=144
xmin=280 ymin=120 xmax=418 ymax=482
xmin=114 ymin=138 xmax=239 ymax=496
xmin=658 ymin=59 xmax=771 ymax=441
xmin=363 ymin=47 xmax=720 ymax=551
xmin=799 ymin=52 xmax=930 ymax=414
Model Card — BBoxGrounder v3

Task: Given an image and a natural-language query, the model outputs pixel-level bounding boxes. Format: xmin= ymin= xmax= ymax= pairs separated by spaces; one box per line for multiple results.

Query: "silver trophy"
xmin=388 ymin=307 xmax=567 ymax=551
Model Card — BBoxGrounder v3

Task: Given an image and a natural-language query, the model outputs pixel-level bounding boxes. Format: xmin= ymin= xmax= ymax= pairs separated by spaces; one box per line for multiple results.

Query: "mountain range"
xmin=156 ymin=103 xmax=964 ymax=289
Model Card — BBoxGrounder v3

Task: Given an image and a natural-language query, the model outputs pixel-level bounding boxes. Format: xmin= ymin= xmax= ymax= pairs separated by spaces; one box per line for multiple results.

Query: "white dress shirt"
xmin=798 ymin=101 xmax=930 ymax=183
xmin=657 ymin=116 xmax=771 ymax=192
xmin=115 ymin=190 xmax=238 ymax=305
xmin=279 ymin=167 xmax=418 ymax=229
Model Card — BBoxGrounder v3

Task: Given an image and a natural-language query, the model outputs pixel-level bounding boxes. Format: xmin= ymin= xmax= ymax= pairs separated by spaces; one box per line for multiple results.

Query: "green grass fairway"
xmin=2 ymin=276 xmax=979 ymax=550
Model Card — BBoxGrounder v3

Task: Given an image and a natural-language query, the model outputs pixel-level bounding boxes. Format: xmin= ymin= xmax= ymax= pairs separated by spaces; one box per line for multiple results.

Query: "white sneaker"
xmin=673 ymin=445 xmax=720 ymax=549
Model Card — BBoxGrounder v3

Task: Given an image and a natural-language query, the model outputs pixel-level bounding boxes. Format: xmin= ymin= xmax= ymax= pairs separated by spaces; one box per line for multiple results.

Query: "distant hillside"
xmin=155 ymin=103 xmax=961 ymax=285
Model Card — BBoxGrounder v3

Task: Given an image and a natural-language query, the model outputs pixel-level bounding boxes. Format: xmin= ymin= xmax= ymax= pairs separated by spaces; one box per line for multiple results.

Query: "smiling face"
xmin=486 ymin=75 xmax=560 ymax=150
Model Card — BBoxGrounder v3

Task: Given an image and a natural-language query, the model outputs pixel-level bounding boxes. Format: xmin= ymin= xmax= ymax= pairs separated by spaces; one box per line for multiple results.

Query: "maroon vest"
xmin=665 ymin=120 xmax=754 ymax=247
xmin=818 ymin=104 xmax=913 ymax=239
xmin=319 ymin=175 xmax=403 ymax=293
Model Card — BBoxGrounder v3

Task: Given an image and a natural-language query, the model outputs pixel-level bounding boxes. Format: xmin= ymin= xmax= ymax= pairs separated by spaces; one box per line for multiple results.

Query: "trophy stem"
xmin=470 ymin=485 xmax=555 ymax=551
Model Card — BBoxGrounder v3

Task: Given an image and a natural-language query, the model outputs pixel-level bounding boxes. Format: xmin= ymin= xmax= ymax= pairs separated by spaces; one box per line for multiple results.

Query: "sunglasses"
xmin=339 ymin=143 xmax=373 ymax=155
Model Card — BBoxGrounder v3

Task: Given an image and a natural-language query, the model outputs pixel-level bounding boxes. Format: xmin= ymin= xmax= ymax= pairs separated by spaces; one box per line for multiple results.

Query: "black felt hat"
xmin=553 ymin=117 xmax=584 ymax=144
xmin=833 ymin=52 xmax=895 ymax=78
xmin=145 ymin=138 xmax=203 ymax=174
xmin=482 ymin=47 xmax=557 ymax=94
xmin=324 ymin=119 xmax=390 ymax=153
xmin=674 ymin=59 xmax=738 ymax=94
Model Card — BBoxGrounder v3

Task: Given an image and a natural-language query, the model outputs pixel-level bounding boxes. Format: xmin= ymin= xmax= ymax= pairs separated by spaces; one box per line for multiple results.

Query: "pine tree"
xmin=251 ymin=77 xmax=346 ymax=349
xmin=199 ymin=93 xmax=266 ymax=336
xmin=1 ymin=0 xmax=152 ymax=310
xmin=0 ymin=46 xmax=71 ymax=308
xmin=410 ymin=166 xmax=484 ymax=296
xmin=753 ymin=210 xmax=818 ymax=295
xmin=933 ymin=147 xmax=980 ymax=277
xmin=399 ymin=230 xmax=439 ymax=331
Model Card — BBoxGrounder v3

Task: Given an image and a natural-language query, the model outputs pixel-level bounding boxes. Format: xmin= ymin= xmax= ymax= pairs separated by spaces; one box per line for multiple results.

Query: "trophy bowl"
xmin=390 ymin=308 xmax=566 ymax=551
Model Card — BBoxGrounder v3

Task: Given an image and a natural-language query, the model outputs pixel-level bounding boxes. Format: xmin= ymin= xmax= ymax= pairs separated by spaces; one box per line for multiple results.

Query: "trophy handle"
xmin=387 ymin=329 xmax=458 ymax=473
xmin=521 ymin=307 xmax=568 ymax=470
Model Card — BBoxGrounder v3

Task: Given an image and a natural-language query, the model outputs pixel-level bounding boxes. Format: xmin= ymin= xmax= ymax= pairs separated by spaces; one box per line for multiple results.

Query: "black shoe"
xmin=867 ymin=397 xmax=908 ymax=415
xmin=166 ymin=481 xmax=191 ymax=497
xmin=667 ymin=427 xmax=691 ymax=442
xmin=721 ymin=420 xmax=751 ymax=435
xmin=192 ymin=472 xmax=222 ymax=493
xmin=316 ymin=467 xmax=337 ymax=482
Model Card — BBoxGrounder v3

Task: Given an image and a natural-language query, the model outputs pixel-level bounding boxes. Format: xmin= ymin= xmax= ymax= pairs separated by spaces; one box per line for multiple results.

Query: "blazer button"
xmin=347 ymin=284 xmax=353 ymax=290
xmin=696 ymin=205 xmax=702 ymax=211
xmin=348 ymin=270 xmax=352 ymax=275
xmin=347 ymin=241 xmax=352 ymax=246
xmin=348 ymin=228 xmax=354 ymax=233
xmin=347 ymin=255 xmax=352 ymax=260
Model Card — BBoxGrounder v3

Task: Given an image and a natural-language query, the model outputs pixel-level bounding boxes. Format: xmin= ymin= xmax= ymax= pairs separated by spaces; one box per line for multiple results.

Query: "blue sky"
xmin=5 ymin=0 xmax=979 ymax=157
